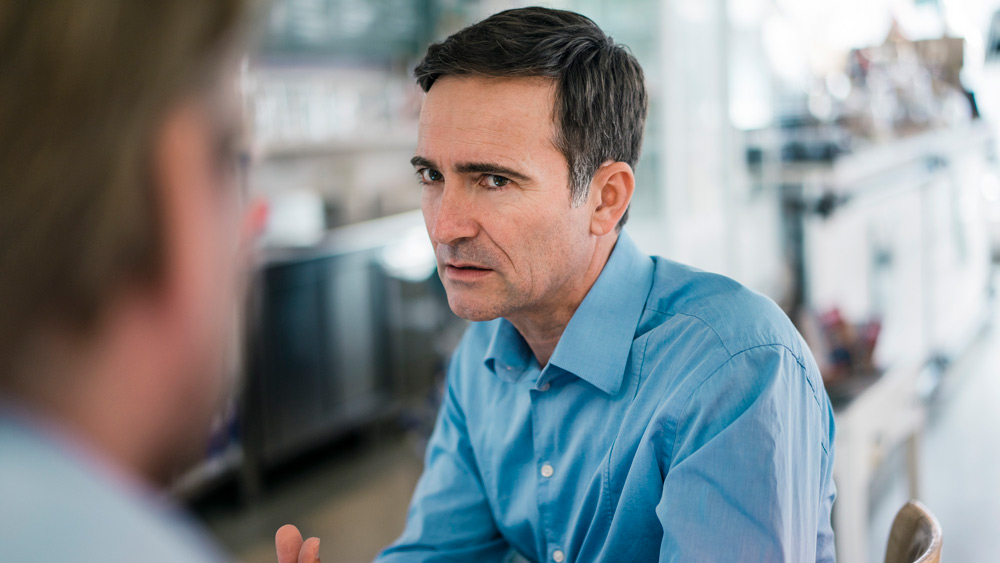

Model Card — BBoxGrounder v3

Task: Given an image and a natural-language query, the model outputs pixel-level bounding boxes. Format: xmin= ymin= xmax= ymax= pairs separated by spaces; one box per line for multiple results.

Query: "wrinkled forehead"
xmin=417 ymin=76 xmax=561 ymax=165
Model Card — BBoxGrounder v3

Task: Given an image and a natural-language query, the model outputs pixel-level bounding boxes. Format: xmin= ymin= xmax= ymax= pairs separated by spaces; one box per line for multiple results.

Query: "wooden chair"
xmin=884 ymin=500 xmax=943 ymax=563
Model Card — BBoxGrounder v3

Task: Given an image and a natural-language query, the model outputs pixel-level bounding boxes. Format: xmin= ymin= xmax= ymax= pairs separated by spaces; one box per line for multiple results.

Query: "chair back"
xmin=884 ymin=500 xmax=943 ymax=563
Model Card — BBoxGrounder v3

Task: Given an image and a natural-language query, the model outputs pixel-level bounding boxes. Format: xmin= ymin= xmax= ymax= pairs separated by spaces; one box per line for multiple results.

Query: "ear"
xmin=588 ymin=161 xmax=635 ymax=236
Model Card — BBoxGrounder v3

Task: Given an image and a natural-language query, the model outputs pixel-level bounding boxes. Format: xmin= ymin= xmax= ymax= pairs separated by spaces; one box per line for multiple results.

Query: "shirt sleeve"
xmin=655 ymin=344 xmax=836 ymax=562
xmin=376 ymin=348 xmax=511 ymax=563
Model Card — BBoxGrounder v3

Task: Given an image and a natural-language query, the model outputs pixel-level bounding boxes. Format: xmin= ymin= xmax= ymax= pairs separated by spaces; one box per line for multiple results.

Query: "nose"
xmin=425 ymin=182 xmax=478 ymax=245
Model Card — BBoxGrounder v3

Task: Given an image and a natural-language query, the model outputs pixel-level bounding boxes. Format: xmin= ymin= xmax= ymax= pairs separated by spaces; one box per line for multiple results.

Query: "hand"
xmin=275 ymin=524 xmax=321 ymax=563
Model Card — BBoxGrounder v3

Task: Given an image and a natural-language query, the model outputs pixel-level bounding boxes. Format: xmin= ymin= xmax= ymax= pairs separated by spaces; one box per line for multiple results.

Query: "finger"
xmin=275 ymin=524 xmax=304 ymax=563
xmin=299 ymin=536 xmax=321 ymax=563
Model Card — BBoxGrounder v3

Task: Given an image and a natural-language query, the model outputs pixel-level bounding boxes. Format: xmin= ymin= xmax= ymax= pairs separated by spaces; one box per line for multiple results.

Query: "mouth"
xmin=443 ymin=263 xmax=494 ymax=281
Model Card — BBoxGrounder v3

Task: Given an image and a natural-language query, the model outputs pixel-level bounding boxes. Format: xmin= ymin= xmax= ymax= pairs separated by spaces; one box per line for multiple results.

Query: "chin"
xmin=446 ymin=295 xmax=504 ymax=323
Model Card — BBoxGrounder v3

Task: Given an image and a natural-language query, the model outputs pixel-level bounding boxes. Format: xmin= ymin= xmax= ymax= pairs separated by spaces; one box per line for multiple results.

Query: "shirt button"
xmin=539 ymin=382 xmax=551 ymax=392
xmin=540 ymin=463 xmax=554 ymax=478
xmin=552 ymin=549 xmax=565 ymax=562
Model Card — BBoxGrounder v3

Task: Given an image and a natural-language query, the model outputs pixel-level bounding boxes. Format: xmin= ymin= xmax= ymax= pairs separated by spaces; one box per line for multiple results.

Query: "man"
xmin=0 ymin=3 xmax=323 ymax=561
xmin=372 ymin=7 xmax=837 ymax=562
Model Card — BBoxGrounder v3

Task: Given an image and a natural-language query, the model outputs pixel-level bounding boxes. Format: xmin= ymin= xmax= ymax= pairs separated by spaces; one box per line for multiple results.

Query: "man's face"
xmin=148 ymin=75 xmax=256 ymax=478
xmin=414 ymin=76 xmax=596 ymax=323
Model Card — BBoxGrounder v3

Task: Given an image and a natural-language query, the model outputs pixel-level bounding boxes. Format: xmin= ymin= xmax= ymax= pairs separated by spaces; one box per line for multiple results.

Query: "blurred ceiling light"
xmin=264 ymin=188 xmax=326 ymax=247
xmin=379 ymin=226 xmax=437 ymax=283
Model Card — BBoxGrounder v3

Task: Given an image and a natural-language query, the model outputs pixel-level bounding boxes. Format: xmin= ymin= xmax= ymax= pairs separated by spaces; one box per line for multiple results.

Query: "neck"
xmin=508 ymin=233 xmax=618 ymax=367
xmin=4 ymin=375 xmax=165 ymax=492
xmin=8 ymin=329 xmax=178 ymax=488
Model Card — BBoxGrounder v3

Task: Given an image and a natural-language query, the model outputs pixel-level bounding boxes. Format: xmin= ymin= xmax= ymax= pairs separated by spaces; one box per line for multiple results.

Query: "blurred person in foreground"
xmin=286 ymin=7 xmax=837 ymax=562
xmin=0 ymin=2 xmax=321 ymax=561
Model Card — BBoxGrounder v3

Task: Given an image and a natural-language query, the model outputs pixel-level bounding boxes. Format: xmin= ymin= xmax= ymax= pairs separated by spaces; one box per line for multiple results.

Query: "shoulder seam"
xmin=644 ymin=306 xmax=808 ymax=371
xmin=644 ymin=307 xmax=735 ymax=356
xmin=727 ymin=342 xmax=808 ymax=371
xmin=667 ymin=343 xmax=826 ymax=460
xmin=705 ymin=345 xmax=813 ymax=407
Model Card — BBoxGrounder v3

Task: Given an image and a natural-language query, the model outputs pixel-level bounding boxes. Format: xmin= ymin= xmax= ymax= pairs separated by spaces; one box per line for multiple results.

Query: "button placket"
xmin=530 ymin=368 xmax=562 ymax=563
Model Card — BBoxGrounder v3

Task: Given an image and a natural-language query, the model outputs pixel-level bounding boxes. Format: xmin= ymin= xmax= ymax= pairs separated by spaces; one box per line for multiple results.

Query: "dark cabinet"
xmin=244 ymin=248 xmax=391 ymax=474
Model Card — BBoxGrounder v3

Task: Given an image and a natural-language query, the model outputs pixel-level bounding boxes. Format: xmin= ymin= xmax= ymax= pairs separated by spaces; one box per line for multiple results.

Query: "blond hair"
xmin=0 ymin=1 xmax=249 ymax=383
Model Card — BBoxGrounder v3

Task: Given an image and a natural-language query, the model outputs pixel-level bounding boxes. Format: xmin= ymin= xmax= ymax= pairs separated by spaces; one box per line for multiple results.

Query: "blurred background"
xmin=179 ymin=1 xmax=1000 ymax=561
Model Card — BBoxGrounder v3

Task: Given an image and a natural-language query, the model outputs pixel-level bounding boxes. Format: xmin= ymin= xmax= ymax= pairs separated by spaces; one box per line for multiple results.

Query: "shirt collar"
xmin=484 ymin=316 xmax=536 ymax=382
xmin=483 ymin=230 xmax=655 ymax=394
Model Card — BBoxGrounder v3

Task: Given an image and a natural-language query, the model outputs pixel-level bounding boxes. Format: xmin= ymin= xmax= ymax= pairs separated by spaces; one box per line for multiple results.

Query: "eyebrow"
xmin=410 ymin=156 xmax=533 ymax=183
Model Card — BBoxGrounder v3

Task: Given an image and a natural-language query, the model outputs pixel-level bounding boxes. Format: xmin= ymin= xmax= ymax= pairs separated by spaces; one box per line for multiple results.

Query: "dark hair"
xmin=414 ymin=6 xmax=648 ymax=228
xmin=0 ymin=1 xmax=248 ymax=384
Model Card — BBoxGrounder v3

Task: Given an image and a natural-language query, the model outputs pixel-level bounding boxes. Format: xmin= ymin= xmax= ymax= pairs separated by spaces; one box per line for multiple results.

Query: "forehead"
xmin=417 ymin=76 xmax=561 ymax=167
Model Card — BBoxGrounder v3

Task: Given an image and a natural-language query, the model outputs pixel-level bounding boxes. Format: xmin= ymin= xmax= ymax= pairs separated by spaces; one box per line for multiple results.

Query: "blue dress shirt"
xmin=378 ymin=231 xmax=836 ymax=562
xmin=0 ymin=407 xmax=227 ymax=562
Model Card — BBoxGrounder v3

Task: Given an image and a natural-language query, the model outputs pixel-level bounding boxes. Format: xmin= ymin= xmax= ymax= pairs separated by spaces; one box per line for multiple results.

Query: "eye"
xmin=480 ymin=174 xmax=511 ymax=189
xmin=416 ymin=168 xmax=443 ymax=185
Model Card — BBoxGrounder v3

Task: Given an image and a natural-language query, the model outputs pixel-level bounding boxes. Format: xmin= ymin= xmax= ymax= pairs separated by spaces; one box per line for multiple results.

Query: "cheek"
xmin=521 ymin=205 xmax=591 ymax=287
xmin=183 ymin=195 xmax=242 ymax=415
xmin=421 ymin=191 xmax=436 ymax=233
xmin=498 ymin=196 xmax=579 ymax=261
xmin=202 ymin=201 xmax=243 ymax=339
xmin=173 ymin=177 xmax=243 ymax=358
